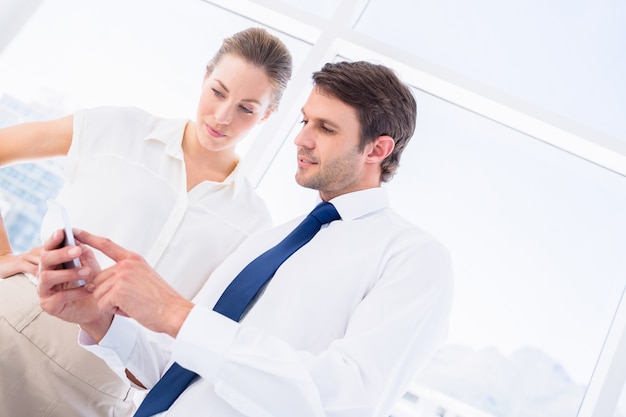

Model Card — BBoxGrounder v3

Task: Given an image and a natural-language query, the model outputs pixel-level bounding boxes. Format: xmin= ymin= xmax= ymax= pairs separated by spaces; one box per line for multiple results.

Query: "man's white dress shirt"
xmin=82 ymin=187 xmax=454 ymax=417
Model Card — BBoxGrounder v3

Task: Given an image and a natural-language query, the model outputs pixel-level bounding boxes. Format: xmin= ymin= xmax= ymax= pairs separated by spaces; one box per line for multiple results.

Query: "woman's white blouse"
xmin=41 ymin=106 xmax=271 ymax=299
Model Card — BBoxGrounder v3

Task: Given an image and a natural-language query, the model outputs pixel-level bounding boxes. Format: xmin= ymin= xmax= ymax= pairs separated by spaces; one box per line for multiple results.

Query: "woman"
xmin=0 ymin=27 xmax=292 ymax=417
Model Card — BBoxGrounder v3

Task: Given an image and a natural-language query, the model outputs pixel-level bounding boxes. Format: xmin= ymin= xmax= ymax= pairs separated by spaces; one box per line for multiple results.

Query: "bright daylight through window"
xmin=0 ymin=1 xmax=625 ymax=417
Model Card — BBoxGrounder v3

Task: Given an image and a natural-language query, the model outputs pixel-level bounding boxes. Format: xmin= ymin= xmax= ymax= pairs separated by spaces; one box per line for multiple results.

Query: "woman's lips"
xmin=206 ymin=124 xmax=225 ymax=138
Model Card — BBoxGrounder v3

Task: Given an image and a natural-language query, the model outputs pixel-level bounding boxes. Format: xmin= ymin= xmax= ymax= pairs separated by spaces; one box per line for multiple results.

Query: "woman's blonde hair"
xmin=206 ymin=27 xmax=293 ymax=110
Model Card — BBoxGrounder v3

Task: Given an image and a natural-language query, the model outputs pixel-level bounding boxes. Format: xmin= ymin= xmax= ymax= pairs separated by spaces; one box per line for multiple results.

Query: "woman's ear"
xmin=257 ymin=106 xmax=275 ymax=124
xmin=366 ymin=135 xmax=395 ymax=162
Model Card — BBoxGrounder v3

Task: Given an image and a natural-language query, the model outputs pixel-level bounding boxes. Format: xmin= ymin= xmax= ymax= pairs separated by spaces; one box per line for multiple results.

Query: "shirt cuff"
xmin=172 ymin=305 xmax=239 ymax=381
xmin=78 ymin=315 xmax=139 ymax=369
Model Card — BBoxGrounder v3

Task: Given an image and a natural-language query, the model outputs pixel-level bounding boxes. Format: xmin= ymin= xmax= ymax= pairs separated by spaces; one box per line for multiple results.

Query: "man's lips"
xmin=298 ymin=154 xmax=317 ymax=166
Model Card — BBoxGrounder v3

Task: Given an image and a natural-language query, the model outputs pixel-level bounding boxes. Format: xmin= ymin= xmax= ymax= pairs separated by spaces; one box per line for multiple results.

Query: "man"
xmin=38 ymin=61 xmax=454 ymax=417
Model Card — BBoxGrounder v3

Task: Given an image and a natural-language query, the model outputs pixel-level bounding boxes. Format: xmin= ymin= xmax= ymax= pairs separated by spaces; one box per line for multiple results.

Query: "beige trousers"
xmin=0 ymin=274 xmax=136 ymax=417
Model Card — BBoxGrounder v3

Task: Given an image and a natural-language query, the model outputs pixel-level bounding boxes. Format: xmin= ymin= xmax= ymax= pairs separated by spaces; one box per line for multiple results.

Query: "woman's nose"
xmin=215 ymin=103 xmax=233 ymax=125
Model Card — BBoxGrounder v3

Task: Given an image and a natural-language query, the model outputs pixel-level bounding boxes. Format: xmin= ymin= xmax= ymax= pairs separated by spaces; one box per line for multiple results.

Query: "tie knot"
xmin=309 ymin=201 xmax=341 ymax=225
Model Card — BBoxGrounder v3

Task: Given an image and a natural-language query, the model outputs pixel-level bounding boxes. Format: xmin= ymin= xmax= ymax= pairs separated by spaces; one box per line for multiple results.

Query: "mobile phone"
xmin=46 ymin=201 xmax=85 ymax=286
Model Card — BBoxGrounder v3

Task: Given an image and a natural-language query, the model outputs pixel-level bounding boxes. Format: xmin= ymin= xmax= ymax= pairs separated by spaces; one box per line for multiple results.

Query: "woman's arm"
xmin=0 ymin=114 xmax=73 ymax=165
xmin=0 ymin=115 xmax=74 ymax=277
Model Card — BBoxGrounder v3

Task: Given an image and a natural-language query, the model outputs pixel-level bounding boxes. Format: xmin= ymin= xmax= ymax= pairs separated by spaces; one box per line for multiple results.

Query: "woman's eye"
xmin=299 ymin=119 xmax=308 ymax=125
xmin=212 ymin=88 xmax=225 ymax=98
xmin=240 ymin=105 xmax=254 ymax=114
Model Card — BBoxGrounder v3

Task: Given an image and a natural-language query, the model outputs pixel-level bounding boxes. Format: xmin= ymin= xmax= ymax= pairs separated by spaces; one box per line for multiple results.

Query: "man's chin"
xmin=295 ymin=175 xmax=318 ymax=191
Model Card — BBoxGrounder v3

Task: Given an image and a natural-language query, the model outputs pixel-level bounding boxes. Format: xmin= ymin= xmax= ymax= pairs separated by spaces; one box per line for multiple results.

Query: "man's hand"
xmin=37 ymin=229 xmax=113 ymax=342
xmin=75 ymin=229 xmax=194 ymax=338
xmin=0 ymin=246 xmax=42 ymax=278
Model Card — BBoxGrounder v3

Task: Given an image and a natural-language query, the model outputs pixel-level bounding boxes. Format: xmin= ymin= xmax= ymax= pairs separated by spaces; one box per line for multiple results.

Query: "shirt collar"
xmin=143 ymin=117 xmax=188 ymax=160
xmin=327 ymin=187 xmax=390 ymax=221
xmin=221 ymin=158 xmax=245 ymax=194
xmin=142 ymin=118 xmax=246 ymax=194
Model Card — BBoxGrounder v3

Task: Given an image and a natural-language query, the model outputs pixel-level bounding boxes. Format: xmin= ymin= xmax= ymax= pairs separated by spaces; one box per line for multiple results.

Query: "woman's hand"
xmin=0 ymin=246 xmax=42 ymax=278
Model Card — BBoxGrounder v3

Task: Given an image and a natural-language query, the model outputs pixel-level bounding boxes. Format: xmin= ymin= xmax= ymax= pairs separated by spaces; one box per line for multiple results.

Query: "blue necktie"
xmin=133 ymin=202 xmax=341 ymax=417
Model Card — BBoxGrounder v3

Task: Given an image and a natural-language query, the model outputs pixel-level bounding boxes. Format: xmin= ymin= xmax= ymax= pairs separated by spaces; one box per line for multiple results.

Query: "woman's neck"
xmin=182 ymin=122 xmax=238 ymax=189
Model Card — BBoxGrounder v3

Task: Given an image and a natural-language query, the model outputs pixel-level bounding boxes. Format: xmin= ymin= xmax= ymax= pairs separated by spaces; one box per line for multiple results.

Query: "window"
xmin=0 ymin=0 xmax=309 ymax=250
xmin=1 ymin=1 xmax=624 ymax=415
xmin=254 ymin=78 xmax=626 ymax=417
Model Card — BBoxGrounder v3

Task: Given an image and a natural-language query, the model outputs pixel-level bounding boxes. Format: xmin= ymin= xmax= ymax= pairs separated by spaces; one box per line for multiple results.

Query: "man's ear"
xmin=366 ymin=135 xmax=395 ymax=163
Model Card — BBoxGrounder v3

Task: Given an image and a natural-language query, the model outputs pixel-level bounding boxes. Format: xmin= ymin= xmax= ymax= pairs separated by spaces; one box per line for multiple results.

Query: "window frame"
xmin=1 ymin=0 xmax=624 ymax=414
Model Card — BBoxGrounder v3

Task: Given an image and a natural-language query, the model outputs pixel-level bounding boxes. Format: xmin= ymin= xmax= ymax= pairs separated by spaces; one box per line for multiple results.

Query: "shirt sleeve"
xmin=65 ymin=106 xmax=128 ymax=182
xmin=81 ymin=237 xmax=453 ymax=416
xmin=63 ymin=108 xmax=87 ymax=182
xmin=172 ymin=241 xmax=454 ymax=417
xmin=79 ymin=315 xmax=176 ymax=389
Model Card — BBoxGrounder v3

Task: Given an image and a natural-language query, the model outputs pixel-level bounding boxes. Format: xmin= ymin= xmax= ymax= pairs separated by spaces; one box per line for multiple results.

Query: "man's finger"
xmin=40 ymin=242 xmax=82 ymax=271
xmin=74 ymin=229 xmax=131 ymax=263
xmin=39 ymin=287 xmax=93 ymax=318
xmin=37 ymin=269 xmax=91 ymax=296
xmin=42 ymin=229 xmax=65 ymax=251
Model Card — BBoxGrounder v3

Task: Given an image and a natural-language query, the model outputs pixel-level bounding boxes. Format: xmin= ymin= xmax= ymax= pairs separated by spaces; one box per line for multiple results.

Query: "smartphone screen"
xmin=46 ymin=200 xmax=85 ymax=286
